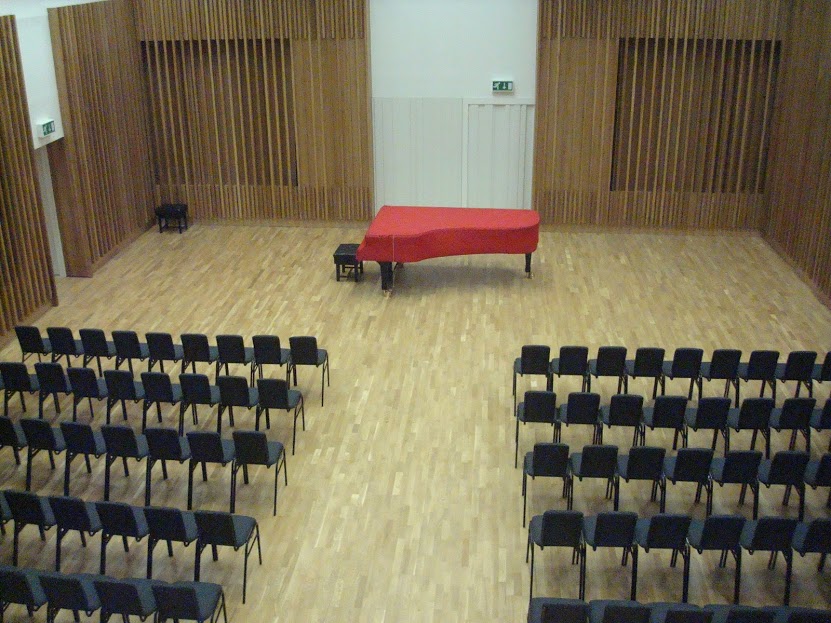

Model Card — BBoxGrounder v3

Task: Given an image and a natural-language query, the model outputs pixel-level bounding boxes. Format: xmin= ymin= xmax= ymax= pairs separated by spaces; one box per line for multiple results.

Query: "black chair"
xmin=634 ymin=514 xmax=693 ymax=602
xmin=527 ymin=597 xmax=588 ymax=623
xmin=152 ymin=581 xmax=228 ymax=623
xmin=582 ymin=511 xmax=639 ymax=600
xmin=251 ymin=335 xmax=291 ymax=381
xmin=599 ymin=394 xmax=644 ymax=446
xmin=1 ymin=361 xmax=40 ymax=417
xmin=569 ymin=444 xmax=619 ymax=510
xmin=556 ymin=392 xmax=601 ymax=444
xmin=809 ymin=399 xmax=831 ymax=452
xmin=101 ymin=424 xmax=149 ymax=501
xmin=182 ymin=333 xmax=220 ymax=375
xmin=769 ymin=607 xmax=829 ymax=623
xmin=66 ymin=367 xmax=108 ymax=421
xmin=60 ymin=421 xmax=106 ymax=496
xmin=79 ymin=328 xmax=116 ymax=376
xmin=522 ymin=442 xmax=571 ymax=525
xmin=145 ymin=427 xmax=191 ymax=506
xmin=514 ymin=345 xmax=552 ymax=412
xmin=737 ymin=350 xmax=779 ymax=405
xmin=20 ymin=418 xmax=66 ymax=491
xmin=550 ymin=346 xmax=589 ymax=392
xmin=516 ymin=390 xmax=558 ymax=467
xmin=0 ymin=414 xmax=27 ymax=465
xmin=194 ymin=510 xmax=262 ymax=603
xmin=15 ymin=325 xmax=52 ymax=363
xmin=587 ymin=346 xmax=627 ymax=394
xmin=660 ymin=348 xmax=704 ymax=400
xmin=0 ymin=564 xmax=48 ymax=619
xmin=686 ymin=515 xmax=746 ymax=605
xmin=144 ymin=505 xmax=199 ymax=579
xmin=0 ymin=491 xmax=9 ymax=536
xmin=256 ymin=378 xmax=305 ymax=454
xmin=709 ymin=450 xmax=762 ymax=517
xmin=216 ymin=376 xmax=258 ymax=434
xmin=94 ymin=576 xmax=158 ymax=623
xmin=650 ymin=603 xmax=714 ymax=623
xmin=775 ymin=351 xmax=817 ymax=399
xmin=141 ymin=372 xmax=183 ymax=431
xmin=95 ymin=500 xmax=149 ymax=574
xmin=288 ymin=336 xmax=330 ymax=406
xmin=663 ymin=447 xmax=714 ymax=514
xmin=767 ymin=398 xmax=815 ymax=456
xmin=40 ymin=572 xmax=100 ymax=623
xmin=617 ymin=446 xmax=666 ymax=512
xmin=812 ymin=353 xmax=831 ymax=388
xmin=756 ymin=451 xmax=809 ymax=520
xmin=232 ymin=430 xmax=286 ymax=516
xmin=146 ymin=332 xmax=185 ymax=373
xmin=179 ymin=373 xmax=220 ymax=436
xmin=739 ymin=517 xmax=798 ymax=605
xmin=703 ymin=604 xmax=775 ymax=623
xmin=104 ymin=369 xmax=146 ymax=424
xmin=216 ymin=335 xmax=255 ymax=385
xmin=699 ymin=349 xmax=742 ymax=405
xmin=48 ymin=495 xmax=102 ymax=571
xmin=526 ymin=509 xmax=585 ymax=600
xmin=683 ymin=397 xmax=731 ymax=453
xmin=625 ymin=347 xmax=665 ymax=398
xmin=112 ymin=330 xmax=150 ymax=375
xmin=186 ymin=431 xmax=236 ymax=512
xmin=46 ymin=327 xmax=85 ymax=366
xmin=724 ymin=398 xmax=774 ymax=454
xmin=803 ymin=453 xmax=831 ymax=509
xmin=791 ymin=518 xmax=831 ymax=574
xmin=34 ymin=362 xmax=72 ymax=419
xmin=589 ymin=600 xmax=651 ymax=623
xmin=640 ymin=395 xmax=689 ymax=449
xmin=4 ymin=490 xmax=56 ymax=566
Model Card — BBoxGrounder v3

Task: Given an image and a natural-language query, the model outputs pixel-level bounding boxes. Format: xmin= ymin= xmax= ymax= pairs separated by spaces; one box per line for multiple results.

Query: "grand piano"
xmin=355 ymin=205 xmax=541 ymax=292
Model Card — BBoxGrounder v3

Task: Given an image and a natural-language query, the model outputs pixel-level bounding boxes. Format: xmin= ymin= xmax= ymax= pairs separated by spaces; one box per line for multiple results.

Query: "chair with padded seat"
xmin=256 ymin=378 xmax=305 ymax=454
xmin=101 ymin=424 xmax=149 ymax=501
xmin=522 ymin=442 xmax=571 ymax=525
xmin=617 ymin=446 xmax=666 ymax=512
xmin=15 ymin=325 xmax=52 ymax=363
xmin=589 ymin=600 xmax=651 ymax=623
xmin=599 ymin=394 xmax=644 ymax=446
xmin=663 ymin=447 xmax=714 ymax=514
xmin=288 ymin=336 xmax=330 ymax=406
xmin=812 ymin=353 xmax=831 ymax=390
xmin=775 ymin=351 xmax=817 ymax=399
xmin=144 ymin=505 xmax=199 ymax=579
xmin=527 ymin=597 xmax=588 ymax=623
xmin=48 ymin=495 xmax=102 ymax=571
xmin=724 ymin=398 xmax=774 ymax=455
xmin=634 ymin=514 xmax=693 ymax=602
xmin=216 ymin=376 xmax=258 ymax=434
xmin=550 ymin=346 xmax=589 ymax=392
xmin=650 ymin=603 xmax=714 ymax=623
xmin=755 ymin=451 xmax=809 ymax=520
xmin=251 ymin=335 xmax=291 ymax=382
xmin=582 ymin=511 xmax=639 ymax=600
xmin=152 ymin=581 xmax=228 ymax=623
xmin=60 ymin=421 xmax=106 ymax=496
xmin=104 ymin=369 xmax=146 ymax=424
xmin=769 ymin=607 xmax=829 ymax=623
xmin=660 ymin=348 xmax=704 ymax=400
xmin=625 ymin=347 xmax=665 ymax=399
xmin=46 ymin=327 xmax=85 ymax=366
xmin=640 ymin=395 xmax=689 ymax=449
xmin=40 ymin=571 xmax=100 ymax=623
xmin=791 ymin=518 xmax=831 ymax=574
xmin=146 ymin=332 xmax=185 ymax=373
xmin=683 ymin=397 xmax=731 ymax=453
xmin=186 ymin=431 xmax=236 ymax=512
xmin=112 ymin=330 xmax=150 ymax=375
xmin=79 ymin=328 xmax=117 ymax=376
xmin=569 ymin=444 xmax=619 ymax=510
xmin=145 ymin=427 xmax=191 ymax=506
xmin=803 ymin=453 xmax=831 ymax=509
xmin=703 ymin=604 xmax=775 ymax=623
xmin=4 ymin=490 xmax=56 ymax=566
xmin=66 ymin=367 xmax=108 ymax=421
xmin=216 ymin=335 xmax=255 ymax=385
xmin=766 ymin=398 xmax=815 ymax=457
xmin=141 ymin=372 xmax=183 ymax=431
xmin=556 ymin=392 xmax=601 ymax=444
xmin=699 ymin=349 xmax=742 ymax=405
xmin=20 ymin=418 xmax=66 ymax=491
xmin=179 ymin=373 xmax=220 ymax=436
xmin=232 ymin=430 xmax=286 ymax=516
xmin=182 ymin=333 xmax=220 ymax=376
xmin=0 ymin=564 xmax=48 ymax=619
xmin=809 ymin=399 xmax=831 ymax=452
xmin=709 ymin=450 xmax=762 ymax=517
xmin=95 ymin=500 xmax=149 ymax=574
xmin=686 ymin=514 xmax=746 ymax=605
xmin=513 ymin=345 xmax=552 ymax=413
xmin=0 ymin=414 xmax=27 ymax=465
xmin=737 ymin=351 xmax=780 ymax=405
xmin=526 ymin=509 xmax=585 ymax=600
xmin=194 ymin=510 xmax=262 ymax=603
xmin=1 ymin=361 xmax=40 ymax=417
xmin=34 ymin=362 xmax=72 ymax=419
xmin=515 ymin=390 xmax=557 ymax=467
xmin=739 ymin=517 xmax=799 ymax=605
xmin=94 ymin=576 xmax=159 ymax=623
xmin=587 ymin=346 xmax=627 ymax=394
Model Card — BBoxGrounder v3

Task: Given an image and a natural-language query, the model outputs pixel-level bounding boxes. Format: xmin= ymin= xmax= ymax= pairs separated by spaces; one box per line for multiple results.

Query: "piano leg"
xmin=379 ymin=261 xmax=394 ymax=293
xmin=525 ymin=253 xmax=533 ymax=278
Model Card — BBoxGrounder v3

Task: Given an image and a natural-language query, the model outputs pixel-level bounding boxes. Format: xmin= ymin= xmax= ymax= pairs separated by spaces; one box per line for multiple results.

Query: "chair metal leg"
xmin=734 ymin=547 xmax=742 ymax=604
xmin=630 ymin=545 xmax=638 ymax=600
xmin=273 ymin=462 xmax=278 ymax=516
xmin=514 ymin=419 xmax=520 ymax=468
xmin=682 ymin=545 xmax=690 ymax=602
xmin=522 ymin=471 xmax=528 ymax=527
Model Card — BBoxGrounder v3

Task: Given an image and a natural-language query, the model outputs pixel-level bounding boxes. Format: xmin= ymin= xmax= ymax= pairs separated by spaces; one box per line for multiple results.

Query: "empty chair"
xmin=767 ymin=398 xmax=815 ymax=456
xmin=4 ymin=490 xmax=56 ymax=566
xmin=60 ymin=421 xmax=106 ymax=496
xmin=288 ymin=336 xmax=330 ymax=406
xmin=737 ymin=350 xmax=779 ymax=405
xmin=217 ymin=334 xmax=255 ymax=385
xmin=634 ymin=514 xmax=693 ymax=602
xmin=526 ymin=509 xmax=585 ymax=600
xmin=0 ymin=564 xmax=48 ymax=619
xmin=0 ymin=414 xmax=27 ymax=465
xmin=709 ymin=450 xmax=762 ymax=517
xmin=216 ymin=376 xmax=258 ymax=434
xmin=739 ymin=517 xmax=798 ymax=605
xmin=20 ymin=417 xmax=66 ymax=491
xmin=256 ymin=378 xmax=305 ymax=454
xmin=775 ymin=351 xmax=817 ymax=398
xmin=556 ymin=392 xmax=601 ymax=444
xmin=15 ymin=325 xmax=52 ymax=363
xmin=650 ymin=603 xmax=713 ymax=623
xmin=617 ymin=446 xmax=666 ymax=512
xmin=515 ymin=390 xmax=557 ymax=467
xmin=145 ymin=505 xmax=199 ymax=579
xmin=809 ymin=399 xmax=831 ymax=452
xmin=187 ymin=431 xmax=236 ymax=512
xmin=1 ymin=361 xmax=39 ymax=417
xmin=145 ymin=427 xmax=191 ymax=506
xmin=251 ymin=335 xmax=291 ymax=381
xmin=527 ymin=597 xmax=589 ymax=623
xmin=48 ymin=495 xmax=102 ymax=571
xmin=195 ymin=510 xmax=262 ymax=603
xmin=232 ymin=430 xmax=286 ymax=516
xmin=587 ymin=346 xmax=627 ymax=394
xmin=599 ymin=394 xmax=644 ymax=446
xmin=152 ymin=581 xmax=228 ymax=623
xmin=625 ymin=347 xmax=666 ymax=398
xmin=146 ymin=332 xmax=185 ymax=373
xmin=686 ymin=515 xmax=746 ymax=605
xmin=703 ymin=604 xmax=775 ymax=623
xmin=34 ymin=362 xmax=72 ymax=419
xmin=812 ymin=352 xmax=831 ymax=387
xmin=683 ymin=397 xmax=731 ymax=453
xmin=791 ymin=518 xmax=831 ymax=574
xmin=640 ymin=395 xmax=688 ymax=449
xmin=663 ymin=447 xmax=714 ymax=514
xmin=803 ymin=453 xmax=831 ymax=509
xmin=513 ymin=345 xmax=552 ymax=413
xmin=47 ymin=326 xmax=85 ymax=365
xmin=182 ymin=333 xmax=220 ymax=375
xmin=582 ymin=511 xmax=639 ymax=600
xmin=66 ymin=366 xmax=108 ymax=421
xmin=112 ymin=330 xmax=150 ymax=375
xmin=79 ymin=328 xmax=117 ymax=376
xmin=522 ymin=442 xmax=571 ymax=525
xmin=101 ymin=424 xmax=149 ymax=501
xmin=589 ymin=600 xmax=651 ymax=623
xmin=660 ymin=348 xmax=704 ymax=400
xmin=550 ymin=346 xmax=589 ymax=392
xmin=724 ymin=398 xmax=774 ymax=454
xmin=569 ymin=444 xmax=619 ymax=510
xmin=94 ymin=576 xmax=158 ymax=623
xmin=699 ymin=349 xmax=742 ymax=405
xmin=39 ymin=572 xmax=100 ymax=623
xmin=104 ymin=369 xmax=146 ymax=424
xmin=179 ymin=373 xmax=220 ymax=436
xmin=141 ymin=371 xmax=183 ymax=431
xmin=96 ymin=500 xmax=149 ymax=574
xmin=768 ymin=607 xmax=829 ymax=623
xmin=756 ymin=451 xmax=809 ymax=520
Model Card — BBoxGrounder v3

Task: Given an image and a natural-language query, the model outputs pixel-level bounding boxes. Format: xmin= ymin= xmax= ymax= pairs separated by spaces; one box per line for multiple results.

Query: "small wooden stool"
xmin=155 ymin=203 xmax=188 ymax=233
xmin=333 ymin=243 xmax=363 ymax=282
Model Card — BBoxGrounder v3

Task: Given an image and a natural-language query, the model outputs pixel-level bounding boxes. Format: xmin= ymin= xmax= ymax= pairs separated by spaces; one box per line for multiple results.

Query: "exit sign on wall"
xmin=492 ymin=80 xmax=514 ymax=93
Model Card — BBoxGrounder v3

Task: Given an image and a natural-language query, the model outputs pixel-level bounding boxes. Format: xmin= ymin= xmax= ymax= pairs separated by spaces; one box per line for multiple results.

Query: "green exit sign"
xmin=39 ymin=120 xmax=55 ymax=138
xmin=492 ymin=80 xmax=514 ymax=93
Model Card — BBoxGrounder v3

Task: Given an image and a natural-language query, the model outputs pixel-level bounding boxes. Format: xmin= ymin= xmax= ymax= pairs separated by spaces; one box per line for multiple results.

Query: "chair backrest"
xmin=112 ymin=331 xmax=143 ymax=359
xmin=745 ymin=517 xmax=798 ymax=552
xmin=217 ymin=375 xmax=252 ymax=407
xmin=0 ymin=362 xmax=34 ymax=391
xmin=705 ymin=605 xmax=774 ymax=623
xmin=719 ymin=451 xmax=763 ymax=483
xmin=692 ymin=397 xmax=731 ymax=428
xmin=47 ymin=327 xmax=81 ymax=356
xmin=252 ymin=335 xmax=285 ymax=365
xmin=146 ymin=427 xmax=189 ymax=460
xmin=644 ymin=513 xmax=692 ymax=550
xmin=194 ymin=510 xmax=239 ymax=546
xmin=600 ymin=602 xmax=651 ymax=623
xmin=217 ymin=334 xmax=246 ymax=363
xmin=187 ymin=431 xmax=232 ymax=463
xmin=0 ymin=415 xmax=25 ymax=446
xmin=20 ymin=418 xmax=59 ymax=450
xmin=145 ymin=506 xmax=197 ymax=542
xmin=591 ymin=511 xmax=638 ymax=547
xmin=257 ymin=377 xmax=291 ymax=410
xmin=4 ymin=490 xmax=55 ymax=525
xmin=60 ymin=422 xmax=99 ymax=454
xmin=818 ymin=352 xmax=831 ymax=381
xmin=807 ymin=453 xmax=831 ymax=485
xmin=66 ymin=367 xmax=101 ymax=398
xmin=670 ymin=348 xmax=704 ymax=377
xmin=79 ymin=328 xmax=109 ymax=357
xmin=153 ymin=582 xmax=221 ymax=621
xmin=104 ymin=369 xmax=139 ymax=400
xmin=48 ymin=495 xmax=100 ymax=532
xmin=577 ymin=444 xmax=618 ymax=478
xmin=792 ymin=518 xmax=831 ymax=554
xmin=745 ymin=350 xmax=779 ymax=380
xmin=765 ymin=451 xmax=809 ymax=485
xmin=782 ymin=351 xmax=817 ymax=381
xmin=15 ymin=325 xmax=48 ymax=355
xmin=518 ymin=344 xmax=550 ymax=375
xmin=814 ymin=399 xmax=831 ymax=430
xmin=95 ymin=501 xmax=148 ymax=538
xmin=531 ymin=443 xmax=570 ymax=477
xmin=35 ymin=362 xmax=70 ymax=393
xmin=101 ymin=425 xmax=143 ymax=456
xmin=180 ymin=373 xmax=213 ymax=404
xmin=182 ymin=333 xmax=211 ymax=361
xmin=663 ymin=609 xmax=713 ymax=623
xmin=538 ymin=600 xmax=588 ymax=623
xmin=564 ymin=392 xmax=601 ymax=425
xmin=624 ymin=446 xmax=666 ymax=480
xmin=606 ymin=394 xmax=643 ymax=426
xmin=671 ymin=448 xmax=714 ymax=483
xmin=522 ymin=390 xmax=557 ymax=424
xmin=141 ymin=372 xmax=174 ymax=403
xmin=556 ymin=346 xmax=588 ymax=376
xmin=0 ymin=565 xmax=47 ymax=607
xmin=650 ymin=395 xmax=688 ymax=428
xmin=736 ymin=398 xmax=774 ymax=429
xmin=776 ymin=397 xmax=816 ymax=428
xmin=93 ymin=578 xmax=156 ymax=620
xmin=146 ymin=332 xmax=176 ymax=360
xmin=632 ymin=347 xmax=665 ymax=376
xmin=233 ymin=430 xmax=270 ymax=465
xmin=777 ymin=609 xmax=831 ymax=623
xmin=539 ymin=509 xmax=583 ymax=548
xmin=290 ymin=336 xmax=322 ymax=366
xmin=39 ymin=572 xmax=100 ymax=612
xmin=595 ymin=346 xmax=626 ymax=375
xmin=707 ymin=349 xmax=742 ymax=380
xmin=697 ymin=515 xmax=745 ymax=550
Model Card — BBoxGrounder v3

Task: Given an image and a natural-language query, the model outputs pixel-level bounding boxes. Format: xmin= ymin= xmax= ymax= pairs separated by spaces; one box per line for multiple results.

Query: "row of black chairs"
xmin=514 ymin=345 xmax=831 ymax=408
xmin=526 ymin=597 xmax=828 ymax=623
xmin=14 ymin=326 xmax=330 ymax=405
xmin=527 ymin=509 xmax=831 ymax=607
xmin=515 ymin=392 xmax=831 ymax=466
xmin=0 ymin=565 xmax=227 ymax=623
xmin=0 ymin=489 xmax=261 ymax=603
xmin=0 ymin=419 xmax=285 ymax=514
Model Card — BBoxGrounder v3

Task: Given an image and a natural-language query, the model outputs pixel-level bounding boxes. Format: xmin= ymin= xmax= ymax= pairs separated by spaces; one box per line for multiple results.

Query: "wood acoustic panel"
xmin=533 ymin=0 xmax=786 ymax=228
xmin=48 ymin=0 xmax=155 ymax=277
xmin=137 ymin=0 xmax=373 ymax=222
xmin=0 ymin=15 xmax=57 ymax=337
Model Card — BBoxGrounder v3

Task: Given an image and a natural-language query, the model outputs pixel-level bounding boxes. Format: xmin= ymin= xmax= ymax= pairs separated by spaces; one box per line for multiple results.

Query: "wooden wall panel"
xmin=0 ymin=15 xmax=57 ymax=337
xmin=137 ymin=0 xmax=373 ymax=222
xmin=48 ymin=0 xmax=155 ymax=277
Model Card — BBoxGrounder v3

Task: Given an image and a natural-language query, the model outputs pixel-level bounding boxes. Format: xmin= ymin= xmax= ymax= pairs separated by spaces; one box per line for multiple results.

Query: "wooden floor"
xmin=2 ymin=223 xmax=831 ymax=622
